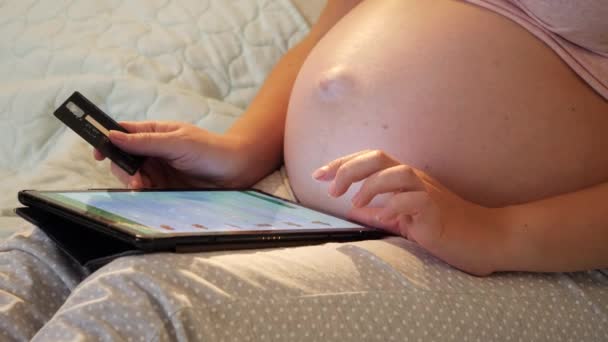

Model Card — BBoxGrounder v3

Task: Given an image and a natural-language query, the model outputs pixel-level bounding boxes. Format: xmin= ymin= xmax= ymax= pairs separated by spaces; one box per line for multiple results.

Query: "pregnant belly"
xmin=284 ymin=0 xmax=608 ymax=217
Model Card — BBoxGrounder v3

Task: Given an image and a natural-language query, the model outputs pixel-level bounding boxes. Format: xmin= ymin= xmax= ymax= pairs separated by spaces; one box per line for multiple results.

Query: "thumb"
xmin=348 ymin=206 xmax=401 ymax=235
xmin=108 ymin=130 xmax=178 ymax=158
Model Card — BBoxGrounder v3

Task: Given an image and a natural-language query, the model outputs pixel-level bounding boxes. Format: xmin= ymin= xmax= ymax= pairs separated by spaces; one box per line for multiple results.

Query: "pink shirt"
xmin=466 ymin=0 xmax=608 ymax=100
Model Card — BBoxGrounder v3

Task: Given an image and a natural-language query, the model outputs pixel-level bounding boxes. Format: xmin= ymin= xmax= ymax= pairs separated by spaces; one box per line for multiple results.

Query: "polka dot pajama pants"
xmin=0 ymin=227 xmax=607 ymax=341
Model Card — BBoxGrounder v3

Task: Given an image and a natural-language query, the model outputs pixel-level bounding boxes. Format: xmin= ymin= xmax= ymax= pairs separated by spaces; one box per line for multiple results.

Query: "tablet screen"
xmin=36 ymin=190 xmax=364 ymax=237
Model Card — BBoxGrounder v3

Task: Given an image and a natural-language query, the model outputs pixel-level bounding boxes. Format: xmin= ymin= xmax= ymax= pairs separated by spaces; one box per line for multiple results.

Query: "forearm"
xmin=226 ymin=37 xmax=317 ymax=184
xmin=497 ymin=181 xmax=608 ymax=272
xmin=225 ymin=0 xmax=362 ymax=186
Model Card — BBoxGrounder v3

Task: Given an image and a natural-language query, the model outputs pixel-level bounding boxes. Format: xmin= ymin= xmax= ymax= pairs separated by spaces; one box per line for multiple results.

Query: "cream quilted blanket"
xmin=0 ymin=0 xmax=309 ymax=236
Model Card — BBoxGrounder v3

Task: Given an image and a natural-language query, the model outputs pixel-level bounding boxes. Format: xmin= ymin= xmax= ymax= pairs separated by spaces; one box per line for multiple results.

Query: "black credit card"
xmin=54 ymin=92 xmax=144 ymax=175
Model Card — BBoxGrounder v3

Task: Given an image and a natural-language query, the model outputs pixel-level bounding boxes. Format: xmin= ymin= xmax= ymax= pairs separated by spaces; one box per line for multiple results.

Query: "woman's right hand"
xmin=93 ymin=121 xmax=248 ymax=189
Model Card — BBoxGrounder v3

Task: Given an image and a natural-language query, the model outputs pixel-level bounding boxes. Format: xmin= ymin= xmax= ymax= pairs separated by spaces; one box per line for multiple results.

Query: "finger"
xmin=93 ymin=148 xmax=106 ymax=161
xmin=118 ymin=121 xmax=182 ymax=134
xmin=110 ymin=162 xmax=130 ymax=187
xmin=311 ymin=149 xmax=372 ymax=181
xmin=138 ymin=159 xmax=167 ymax=188
xmin=377 ymin=192 xmax=443 ymax=244
xmin=108 ymin=130 xmax=178 ymax=158
xmin=352 ymin=165 xmax=426 ymax=207
xmin=330 ymin=150 xmax=400 ymax=197
xmin=110 ymin=162 xmax=139 ymax=188
xmin=98 ymin=121 xmax=177 ymax=162
xmin=129 ymin=172 xmax=146 ymax=189
xmin=347 ymin=206 xmax=401 ymax=235
xmin=140 ymin=172 xmax=152 ymax=188
xmin=131 ymin=172 xmax=145 ymax=189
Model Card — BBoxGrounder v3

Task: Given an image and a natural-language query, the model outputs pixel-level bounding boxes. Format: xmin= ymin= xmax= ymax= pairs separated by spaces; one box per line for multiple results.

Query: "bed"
xmin=0 ymin=0 xmax=322 ymax=238
xmin=1 ymin=0 xmax=607 ymax=341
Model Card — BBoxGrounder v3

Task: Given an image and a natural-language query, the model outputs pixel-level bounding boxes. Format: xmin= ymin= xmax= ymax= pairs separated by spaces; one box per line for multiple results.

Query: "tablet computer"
xmin=17 ymin=189 xmax=384 ymax=253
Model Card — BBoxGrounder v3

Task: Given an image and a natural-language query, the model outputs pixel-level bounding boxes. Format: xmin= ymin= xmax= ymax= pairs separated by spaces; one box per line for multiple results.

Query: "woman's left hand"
xmin=312 ymin=150 xmax=506 ymax=276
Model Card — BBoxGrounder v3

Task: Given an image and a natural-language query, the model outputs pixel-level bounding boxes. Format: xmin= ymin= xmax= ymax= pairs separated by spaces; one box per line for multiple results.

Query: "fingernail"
xmin=312 ymin=166 xmax=328 ymax=180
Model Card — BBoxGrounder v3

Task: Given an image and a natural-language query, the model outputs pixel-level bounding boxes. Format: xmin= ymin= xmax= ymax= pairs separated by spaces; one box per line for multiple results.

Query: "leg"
xmin=33 ymin=237 xmax=608 ymax=341
xmin=0 ymin=226 xmax=86 ymax=341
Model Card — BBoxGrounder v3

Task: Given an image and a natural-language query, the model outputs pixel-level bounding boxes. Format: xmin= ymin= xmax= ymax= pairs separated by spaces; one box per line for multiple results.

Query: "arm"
xmin=499 ymin=181 xmax=608 ymax=272
xmin=312 ymin=149 xmax=608 ymax=276
xmin=98 ymin=1 xmax=362 ymax=189
xmin=226 ymin=0 xmax=362 ymax=186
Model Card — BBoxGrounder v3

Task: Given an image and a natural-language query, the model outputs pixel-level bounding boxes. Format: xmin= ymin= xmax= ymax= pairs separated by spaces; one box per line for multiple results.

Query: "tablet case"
xmin=15 ymin=196 xmax=386 ymax=274
xmin=15 ymin=207 xmax=143 ymax=273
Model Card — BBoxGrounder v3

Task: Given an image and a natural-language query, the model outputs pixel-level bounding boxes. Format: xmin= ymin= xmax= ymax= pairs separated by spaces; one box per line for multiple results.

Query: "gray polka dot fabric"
xmin=1 ymin=230 xmax=607 ymax=341
xmin=0 ymin=172 xmax=607 ymax=341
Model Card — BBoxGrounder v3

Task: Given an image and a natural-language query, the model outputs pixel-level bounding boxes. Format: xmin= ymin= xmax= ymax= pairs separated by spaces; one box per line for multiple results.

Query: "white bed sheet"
xmin=0 ymin=0 xmax=310 ymax=238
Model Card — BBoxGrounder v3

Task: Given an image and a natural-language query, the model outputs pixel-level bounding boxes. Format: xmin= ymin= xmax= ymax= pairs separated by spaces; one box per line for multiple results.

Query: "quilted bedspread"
xmin=2 ymin=3 xmax=608 ymax=341
xmin=0 ymin=0 xmax=309 ymax=235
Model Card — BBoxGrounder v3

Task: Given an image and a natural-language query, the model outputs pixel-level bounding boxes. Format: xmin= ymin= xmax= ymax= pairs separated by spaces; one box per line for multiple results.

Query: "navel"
xmin=316 ymin=65 xmax=355 ymax=102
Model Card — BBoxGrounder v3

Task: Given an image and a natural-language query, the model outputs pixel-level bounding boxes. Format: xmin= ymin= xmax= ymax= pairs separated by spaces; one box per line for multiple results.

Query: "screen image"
xmin=39 ymin=190 xmax=364 ymax=236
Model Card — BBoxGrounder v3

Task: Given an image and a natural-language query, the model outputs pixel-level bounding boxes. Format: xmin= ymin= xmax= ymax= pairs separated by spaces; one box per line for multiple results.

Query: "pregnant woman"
xmin=101 ymin=0 xmax=608 ymax=275
xmin=2 ymin=0 xmax=608 ymax=340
